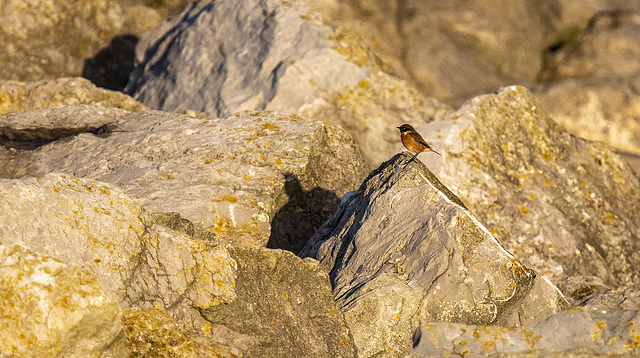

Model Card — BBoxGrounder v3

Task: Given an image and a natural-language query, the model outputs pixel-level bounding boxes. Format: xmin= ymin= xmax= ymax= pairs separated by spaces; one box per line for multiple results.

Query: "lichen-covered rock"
xmin=533 ymin=12 xmax=640 ymax=168
xmin=0 ymin=0 xmax=193 ymax=83
xmin=0 ymin=107 xmax=368 ymax=249
xmin=122 ymin=308 xmax=236 ymax=358
xmin=0 ymin=243 xmax=128 ymax=357
xmin=199 ymin=246 xmax=356 ymax=358
xmin=422 ymin=86 xmax=640 ymax=288
xmin=299 ymin=0 xmax=639 ymax=105
xmin=0 ymin=174 xmax=237 ymax=315
xmin=301 ymin=153 xmax=567 ymax=357
xmin=0 ymin=77 xmax=147 ymax=114
xmin=124 ymin=0 xmax=451 ymax=166
xmin=410 ymin=306 xmax=640 ymax=357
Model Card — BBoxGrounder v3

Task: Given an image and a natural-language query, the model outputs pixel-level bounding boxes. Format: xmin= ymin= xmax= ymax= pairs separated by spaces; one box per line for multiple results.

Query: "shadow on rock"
xmin=82 ymin=35 xmax=138 ymax=91
xmin=268 ymin=173 xmax=340 ymax=254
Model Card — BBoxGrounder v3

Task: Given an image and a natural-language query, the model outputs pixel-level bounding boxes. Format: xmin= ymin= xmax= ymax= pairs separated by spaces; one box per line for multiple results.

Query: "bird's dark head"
xmin=397 ymin=124 xmax=415 ymax=133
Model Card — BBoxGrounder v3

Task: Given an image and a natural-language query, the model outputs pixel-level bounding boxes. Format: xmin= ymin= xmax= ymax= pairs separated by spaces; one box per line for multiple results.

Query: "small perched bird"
xmin=397 ymin=124 xmax=441 ymax=160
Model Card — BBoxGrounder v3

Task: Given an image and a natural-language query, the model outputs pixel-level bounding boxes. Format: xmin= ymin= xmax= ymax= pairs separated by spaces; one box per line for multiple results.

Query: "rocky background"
xmin=1 ymin=0 xmax=639 ymax=357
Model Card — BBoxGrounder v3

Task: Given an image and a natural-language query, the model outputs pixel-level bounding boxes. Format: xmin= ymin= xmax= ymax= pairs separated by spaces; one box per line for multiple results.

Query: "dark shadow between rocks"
xmin=82 ymin=35 xmax=139 ymax=91
xmin=268 ymin=173 xmax=340 ymax=254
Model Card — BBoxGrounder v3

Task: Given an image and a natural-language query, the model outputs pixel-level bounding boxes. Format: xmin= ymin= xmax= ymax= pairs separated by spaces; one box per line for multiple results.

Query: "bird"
xmin=397 ymin=124 xmax=441 ymax=161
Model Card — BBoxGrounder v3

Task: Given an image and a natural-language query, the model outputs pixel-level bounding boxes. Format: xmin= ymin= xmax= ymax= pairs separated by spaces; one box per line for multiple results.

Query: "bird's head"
xmin=397 ymin=124 xmax=415 ymax=133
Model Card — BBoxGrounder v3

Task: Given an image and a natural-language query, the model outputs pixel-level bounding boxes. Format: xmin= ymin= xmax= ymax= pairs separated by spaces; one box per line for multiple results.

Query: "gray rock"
xmin=199 ymin=246 xmax=356 ymax=357
xmin=422 ymin=86 xmax=640 ymax=288
xmin=540 ymin=10 xmax=640 ymax=81
xmin=0 ymin=106 xmax=368 ymax=249
xmin=0 ymin=77 xmax=147 ymax=114
xmin=533 ymin=12 xmax=640 ymax=171
xmin=298 ymin=0 xmax=640 ymax=105
xmin=301 ymin=153 xmax=567 ymax=358
xmin=0 ymin=243 xmax=128 ymax=357
xmin=124 ymin=0 xmax=451 ymax=166
xmin=410 ymin=306 xmax=640 ymax=357
xmin=0 ymin=174 xmax=353 ymax=357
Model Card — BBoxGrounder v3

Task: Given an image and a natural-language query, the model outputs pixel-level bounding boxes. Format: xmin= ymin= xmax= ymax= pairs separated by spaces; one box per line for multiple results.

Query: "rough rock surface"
xmin=301 ymin=0 xmax=640 ymax=105
xmin=0 ymin=0 xmax=193 ymax=83
xmin=301 ymin=153 xmax=567 ymax=357
xmin=534 ymin=11 xmax=640 ymax=165
xmin=199 ymin=246 xmax=356 ymax=357
xmin=422 ymin=86 xmax=640 ymax=288
xmin=0 ymin=77 xmax=147 ymax=114
xmin=0 ymin=174 xmax=355 ymax=357
xmin=0 ymin=243 xmax=128 ymax=357
xmin=0 ymin=106 xmax=368 ymax=249
xmin=124 ymin=0 xmax=451 ymax=166
xmin=410 ymin=306 xmax=640 ymax=357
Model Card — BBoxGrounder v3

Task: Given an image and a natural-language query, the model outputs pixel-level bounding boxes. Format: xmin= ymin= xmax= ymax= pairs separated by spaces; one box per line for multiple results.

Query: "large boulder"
xmin=0 ymin=243 xmax=128 ymax=357
xmin=301 ymin=153 xmax=568 ymax=357
xmin=0 ymin=0 xmax=194 ymax=86
xmin=0 ymin=77 xmax=147 ymax=114
xmin=0 ymin=174 xmax=355 ymax=357
xmin=410 ymin=306 xmax=640 ymax=357
xmin=0 ymin=106 xmax=368 ymax=250
xmin=298 ymin=0 xmax=640 ymax=105
xmin=124 ymin=0 xmax=451 ymax=166
xmin=420 ymin=86 xmax=640 ymax=289
xmin=534 ymin=11 xmax=640 ymax=169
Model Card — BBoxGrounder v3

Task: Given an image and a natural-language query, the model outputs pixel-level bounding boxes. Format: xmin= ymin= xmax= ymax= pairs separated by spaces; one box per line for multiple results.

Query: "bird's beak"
xmin=396 ymin=126 xmax=401 ymax=129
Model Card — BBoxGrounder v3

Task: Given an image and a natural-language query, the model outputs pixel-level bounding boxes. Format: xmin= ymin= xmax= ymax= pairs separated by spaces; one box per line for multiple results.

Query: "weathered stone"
xmin=124 ymin=0 xmax=452 ymax=166
xmin=410 ymin=306 xmax=640 ymax=357
xmin=301 ymin=153 xmax=567 ymax=357
xmin=540 ymin=10 xmax=640 ymax=81
xmin=0 ymin=77 xmax=146 ymax=114
xmin=534 ymin=77 xmax=640 ymax=159
xmin=122 ymin=308 xmax=236 ymax=358
xmin=299 ymin=0 xmax=640 ymax=105
xmin=422 ymin=86 xmax=640 ymax=288
xmin=0 ymin=243 xmax=128 ymax=357
xmin=199 ymin=246 xmax=356 ymax=358
xmin=0 ymin=107 xmax=368 ymax=249
xmin=533 ymin=12 xmax=640 ymax=171
xmin=0 ymin=0 xmax=192 ymax=83
xmin=0 ymin=174 xmax=237 ymax=316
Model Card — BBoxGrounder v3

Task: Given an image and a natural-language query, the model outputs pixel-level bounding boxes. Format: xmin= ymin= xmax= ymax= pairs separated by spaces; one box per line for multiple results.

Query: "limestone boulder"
xmin=0 ymin=243 xmax=128 ymax=357
xmin=301 ymin=153 xmax=567 ymax=357
xmin=410 ymin=306 xmax=640 ymax=357
xmin=0 ymin=77 xmax=147 ymax=114
xmin=0 ymin=0 xmax=193 ymax=85
xmin=299 ymin=0 xmax=640 ymax=105
xmin=0 ymin=106 xmax=368 ymax=250
xmin=419 ymin=86 xmax=640 ymax=288
xmin=0 ymin=174 xmax=354 ymax=357
xmin=533 ymin=12 xmax=640 ymax=172
xmin=124 ymin=0 xmax=452 ymax=166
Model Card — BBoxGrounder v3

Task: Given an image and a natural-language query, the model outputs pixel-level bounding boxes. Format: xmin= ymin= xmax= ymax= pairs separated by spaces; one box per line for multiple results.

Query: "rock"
xmin=0 ymin=174 xmax=352 ymax=357
xmin=122 ymin=308 xmax=236 ymax=358
xmin=539 ymin=10 xmax=640 ymax=81
xmin=301 ymin=153 xmax=567 ymax=357
xmin=422 ymin=86 xmax=640 ymax=288
xmin=0 ymin=243 xmax=128 ymax=357
xmin=410 ymin=306 xmax=640 ymax=357
xmin=0 ymin=107 xmax=368 ymax=249
xmin=199 ymin=246 xmax=356 ymax=357
xmin=0 ymin=0 xmax=125 ymax=81
xmin=0 ymin=77 xmax=147 ymax=114
xmin=0 ymin=174 xmax=238 ymax=315
xmin=299 ymin=0 xmax=638 ymax=105
xmin=0 ymin=0 xmax=192 ymax=83
xmin=533 ymin=12 xmax=640 ymax=166
xmin=124 ymin=0 xmax=452 ymax=166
